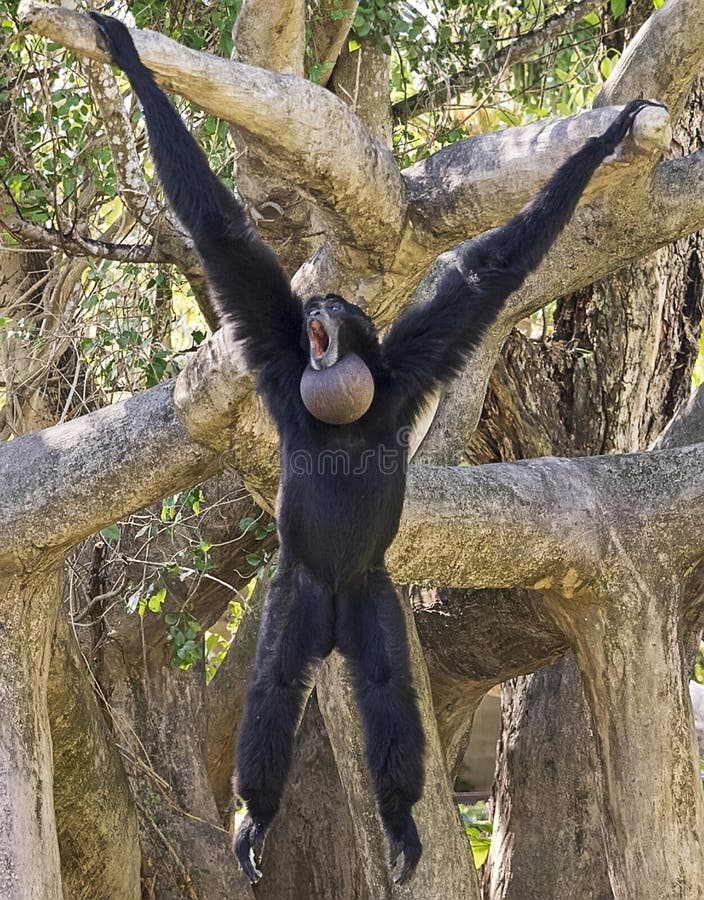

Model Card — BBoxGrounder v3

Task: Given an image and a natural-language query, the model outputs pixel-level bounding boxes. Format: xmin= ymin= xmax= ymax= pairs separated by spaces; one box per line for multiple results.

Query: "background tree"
xmin=1 ymin=1 xmax=704 ymax=898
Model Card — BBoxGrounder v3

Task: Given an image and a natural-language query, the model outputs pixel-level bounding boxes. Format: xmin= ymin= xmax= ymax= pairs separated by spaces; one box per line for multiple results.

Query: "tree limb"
xmin=394 ymin=0 xmax=704 ymax=268
xmin=87 ymin=59 xmax=162 ymax=232
xmin=312 ymin=0 xmax=359 ymax=87
xmin=400 ymin=102 xmax=670 ymax=253
xmin=1 ymin=214 xmax=162 ymax=263
xmin=596 ymin=0 xmax=704 ymax=120
xmin=0 ymin=380 xmax=224 ymax=563
xmin=656 ymin=383 xmax=704 ymax=451
xmin=3 ymin=317 xmax=704 ymax=596
xmin=17 ymin=1 xmax=407 ymax=257
xmin=391 ymin=442 xmax=704 ymax=587
xmin=412 ymin=111 xmax=694 ymax=463
xmin=232 ymin=0 xmax=306 ymax=76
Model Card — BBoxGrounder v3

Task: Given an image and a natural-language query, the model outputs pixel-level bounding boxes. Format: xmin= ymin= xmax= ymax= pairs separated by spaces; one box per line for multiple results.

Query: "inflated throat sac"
xmin=300 ymin=353 xmax=375 ymax=425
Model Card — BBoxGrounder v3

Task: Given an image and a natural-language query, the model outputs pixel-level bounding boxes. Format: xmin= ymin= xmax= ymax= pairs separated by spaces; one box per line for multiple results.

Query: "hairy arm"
xmin=383 ymin=99 xmax=662 ymax=424
xmin=90 ymin=14 xmax=304 ymax=373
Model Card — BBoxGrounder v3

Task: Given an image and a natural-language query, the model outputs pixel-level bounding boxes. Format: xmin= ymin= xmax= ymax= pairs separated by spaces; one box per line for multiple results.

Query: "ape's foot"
xmin=387 ymin=814 xmax=422 ymax=885
xmin=234 ymin=813 xmax=268 ymax=885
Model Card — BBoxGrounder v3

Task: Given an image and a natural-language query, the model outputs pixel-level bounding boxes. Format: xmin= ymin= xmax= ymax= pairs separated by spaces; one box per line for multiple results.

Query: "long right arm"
xmin=383 ymin=99 xmax=663 ymax=425
xmin=90 ymin=14 xmax=304 ymax=373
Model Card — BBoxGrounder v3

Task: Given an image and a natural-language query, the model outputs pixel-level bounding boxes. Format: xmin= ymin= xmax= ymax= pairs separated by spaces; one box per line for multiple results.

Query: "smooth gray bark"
xmin=49 ymin=612 xmax=141 ymax=900
xmin=0 ymin=566 xmax=63 ymax=899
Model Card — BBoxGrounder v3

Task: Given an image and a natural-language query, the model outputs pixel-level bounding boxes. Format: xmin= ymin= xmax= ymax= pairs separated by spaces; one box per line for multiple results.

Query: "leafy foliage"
xmin=345 ymin=0 xmax=614 ymax=165
xmin=694 ymin=645 xmax=704 ymax=685
xmin=459 ymin=801 xmax=493 ymax=868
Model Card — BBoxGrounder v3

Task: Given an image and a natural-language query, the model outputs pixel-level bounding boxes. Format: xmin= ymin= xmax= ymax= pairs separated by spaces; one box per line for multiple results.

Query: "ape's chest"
xmin=277 ymin=435 xmax=408 ymax=584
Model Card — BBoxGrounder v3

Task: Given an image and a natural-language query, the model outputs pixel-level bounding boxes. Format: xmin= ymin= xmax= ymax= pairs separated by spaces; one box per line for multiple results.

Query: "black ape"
xmin=90 ymin=12 xmax=656 ymax=886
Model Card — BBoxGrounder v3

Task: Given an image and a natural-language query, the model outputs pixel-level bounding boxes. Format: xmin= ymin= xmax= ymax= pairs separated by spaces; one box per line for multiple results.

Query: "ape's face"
xmin=303 ymin=294 xmax=378 ymax=371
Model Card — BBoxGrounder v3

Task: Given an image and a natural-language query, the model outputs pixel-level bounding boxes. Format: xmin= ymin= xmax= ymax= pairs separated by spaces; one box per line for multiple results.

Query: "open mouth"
xmin=308 ymin=319 xmax=330 ymax=359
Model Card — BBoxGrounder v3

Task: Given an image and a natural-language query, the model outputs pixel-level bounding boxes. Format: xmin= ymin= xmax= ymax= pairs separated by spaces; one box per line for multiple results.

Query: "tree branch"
xmin=400 ymin=102 xmax=670 ymax=252
xmin=390 ymin=442 xmax=704 ymax=587
xmin=655 ymin=383 xmax=704 ymax=451
xmin=392 ymin=0 xmax=611 ymax=123
xmin=412 ymin=113 xmax=704 ymax=463
xmin=0 ymin=328 xmax=277 ymax=563
xmin=311 ymin=0 xmax=359 ymax=87
xmin=1 ymin=214 xmax=162 ymax=262
xmin=596 ymin=0 xmax=704 ymax=120
xmin=232 ymin=0 xmax=306 ymax=76
xmin=3 ymin=316 xmax=704 ymax=597
xmin=88 ymin=59 xmax=161 ymax=232
xmin=18 ymin=1 xmax=407 ymax=257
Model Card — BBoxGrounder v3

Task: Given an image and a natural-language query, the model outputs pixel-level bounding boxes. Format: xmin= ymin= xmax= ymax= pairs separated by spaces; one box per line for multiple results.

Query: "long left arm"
xmin=383 ymin=99 xmax=662 ymax=424
xmin=90 ymin=14 xmax=304 ymax=375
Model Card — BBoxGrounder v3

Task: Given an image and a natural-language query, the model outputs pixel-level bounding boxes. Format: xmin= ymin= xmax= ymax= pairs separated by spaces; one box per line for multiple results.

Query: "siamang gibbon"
xmin=90 ymin=12 xmax=656 ymax=886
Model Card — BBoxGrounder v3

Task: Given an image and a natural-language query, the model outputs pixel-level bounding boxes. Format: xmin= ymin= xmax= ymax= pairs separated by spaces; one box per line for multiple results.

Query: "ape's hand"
xmin=89 ymin=13 xmax=147 ymax=77
xmin=600 ymin=98 xmax=668 ymax=155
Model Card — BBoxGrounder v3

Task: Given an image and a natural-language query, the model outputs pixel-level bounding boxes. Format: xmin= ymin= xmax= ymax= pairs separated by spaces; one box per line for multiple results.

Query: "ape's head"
xmin=300 ymin=294 xmax=378 ymax=425
xmin=302 ymin=294 xmax=379 ymax=371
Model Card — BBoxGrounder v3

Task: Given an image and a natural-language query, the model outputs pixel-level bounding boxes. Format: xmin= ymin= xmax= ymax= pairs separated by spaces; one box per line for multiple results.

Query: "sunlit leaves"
xmin=356 ymin=0 xmax=609 ymax=166
xmin=459 ymin=802 xmax=493 ymax=868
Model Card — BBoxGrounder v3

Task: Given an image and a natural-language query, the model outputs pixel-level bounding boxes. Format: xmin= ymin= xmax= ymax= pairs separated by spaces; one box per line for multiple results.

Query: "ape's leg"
xmin=337 ymin=568 xmax=426 ymax=885
xmin=234 ymin=562 xmax=334 ymax=883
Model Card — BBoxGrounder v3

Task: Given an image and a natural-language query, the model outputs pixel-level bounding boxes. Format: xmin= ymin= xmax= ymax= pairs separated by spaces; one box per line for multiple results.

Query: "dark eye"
xmin=329 ymin=301 xmax=342 ymax=312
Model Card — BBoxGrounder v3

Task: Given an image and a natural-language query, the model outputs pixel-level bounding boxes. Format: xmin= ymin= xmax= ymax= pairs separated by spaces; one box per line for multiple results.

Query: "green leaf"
xmin=148 ymin=587 xmax=167 ymax=613
xmin=610 ymin=0 xmax=626 ymax=17
xmin=171 ymin=629 xmax=185 ymax=647
xmin=471 ymin=836 xmax=492 ymax=868
xmin=100 ymin=523 xmax=121 ymax=541
xmin=600 ymin=55 xmax=618 ymax=78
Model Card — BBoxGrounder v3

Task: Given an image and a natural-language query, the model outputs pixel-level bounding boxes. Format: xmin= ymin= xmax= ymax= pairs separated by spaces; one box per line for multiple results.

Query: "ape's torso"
xmin=275 ymin=397 xmax=409 ymax=591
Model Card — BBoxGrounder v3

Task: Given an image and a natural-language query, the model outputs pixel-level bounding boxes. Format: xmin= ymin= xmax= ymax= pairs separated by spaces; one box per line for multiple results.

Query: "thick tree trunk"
xmin=331 ymin=38 xmax=393 ymax=148
xmin=49 ymin=611 xmax=141 ymax=899
xmin=0 ymin=564 xmax=63 ymax=898
xmin=486 ymin=658 xmax=613 ymax=900
xmin=70 ymin=471 xmax=270 ymax=899
xmin=485 ymin=72 xmax=704 ymax=900
xmin=549 ymin=577 xmax=704 ymax=899
xmin=99 ymin=646 xmax=251 ymax=900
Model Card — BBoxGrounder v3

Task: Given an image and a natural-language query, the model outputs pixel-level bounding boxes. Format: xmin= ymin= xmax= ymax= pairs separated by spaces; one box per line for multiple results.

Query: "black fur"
xmin=90 ymin=13 xmax=658 ymax=885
